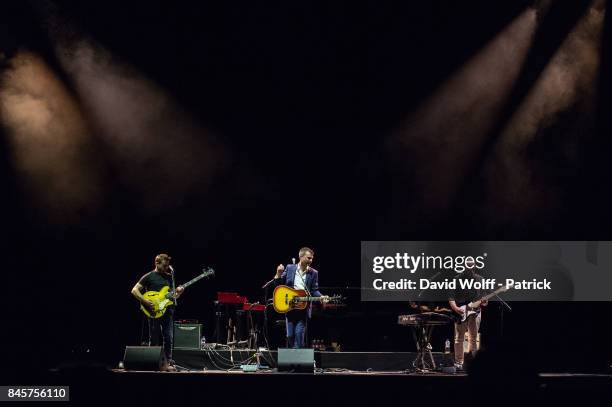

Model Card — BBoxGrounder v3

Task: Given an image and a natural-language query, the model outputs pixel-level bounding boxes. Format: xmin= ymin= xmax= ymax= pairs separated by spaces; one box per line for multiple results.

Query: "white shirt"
xmin=294 ymin=266 xmax=308 ymax=291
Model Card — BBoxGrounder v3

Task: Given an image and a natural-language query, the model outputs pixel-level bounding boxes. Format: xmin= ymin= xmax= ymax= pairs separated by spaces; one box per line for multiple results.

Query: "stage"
xmin=38 ymin=360 xmax=612 ymax=406
xmin=12 ymin=347 xmax=608 ymax=405
xmin=173 ymin=348 xmax=454 ymax=372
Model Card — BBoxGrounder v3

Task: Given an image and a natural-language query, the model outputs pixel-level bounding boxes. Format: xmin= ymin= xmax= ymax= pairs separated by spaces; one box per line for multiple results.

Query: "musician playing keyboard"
xmin=273 ymin=247 xmax=329 ymax=348
xmin=448 ymin=259 xmax=488 ymax=370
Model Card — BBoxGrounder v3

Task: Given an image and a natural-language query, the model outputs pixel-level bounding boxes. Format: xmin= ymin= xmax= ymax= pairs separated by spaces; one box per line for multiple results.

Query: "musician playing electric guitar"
xmin=448 ymin=259 xmax=488 ymax=371
xmin=131 ymin=253 xmax=184 ymax=371
xmin=273 ymin=247 xmax=330 ymax=349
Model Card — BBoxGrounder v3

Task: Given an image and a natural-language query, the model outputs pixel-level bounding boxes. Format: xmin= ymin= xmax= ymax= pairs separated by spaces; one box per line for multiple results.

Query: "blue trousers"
xmin=286 ymin=310 xmax=308 ymax=348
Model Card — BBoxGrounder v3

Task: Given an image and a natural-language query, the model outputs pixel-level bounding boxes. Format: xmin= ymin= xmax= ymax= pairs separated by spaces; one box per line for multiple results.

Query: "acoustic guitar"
xmin=272 ymin=285 xmax=341 ymax=314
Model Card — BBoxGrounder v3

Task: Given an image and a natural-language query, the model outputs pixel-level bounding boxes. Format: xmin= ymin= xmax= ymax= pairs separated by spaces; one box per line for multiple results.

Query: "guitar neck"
xmin=470 ymin=287 xmax=507 ymax=306
xmin=482 ymin=286 xmax=507 ymax=301
xmin=181 ymin=272 xmax=212 ymax=288
xmin=294 ymin=295 xmax=339 ymax=303
xmin=295 ymin=296 xmax=325 ymax=302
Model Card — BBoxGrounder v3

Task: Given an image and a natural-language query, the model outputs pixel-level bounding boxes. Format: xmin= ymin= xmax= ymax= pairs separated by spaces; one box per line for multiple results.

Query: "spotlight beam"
xmin=447 ymin=0 xmax=594 ymax=230
xmin=596 ymin=0 xmax=612 ymax=137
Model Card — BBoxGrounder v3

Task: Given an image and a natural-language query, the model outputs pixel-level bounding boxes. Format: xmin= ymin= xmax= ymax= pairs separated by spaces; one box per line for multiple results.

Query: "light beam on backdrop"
xmin=482 ymin=0 xmax=606 ymax=225
xmin=387 ymin=7 xmax=538 ymax=224
xmin=38 ymin=3 xmax=228 ymax=215
xmin=0 ymin=51 xmax=106 ymax=222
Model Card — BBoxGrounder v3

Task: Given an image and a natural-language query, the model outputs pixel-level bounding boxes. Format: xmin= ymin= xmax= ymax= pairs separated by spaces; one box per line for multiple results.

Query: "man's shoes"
xmin=160 ymin=364 xmax=177 ymax=372
xmin=453 ymin=362 xmax=464 ymax=371
xmin=160 ymin=361 xmax=177 ymax=372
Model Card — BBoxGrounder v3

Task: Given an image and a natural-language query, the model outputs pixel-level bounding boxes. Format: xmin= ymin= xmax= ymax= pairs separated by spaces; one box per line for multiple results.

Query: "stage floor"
xmin=112 ymin=368 xmax=612 ymax=378
xmin=106 ymin=367 xmax=611 ymax=406
xmin=113 ymin=368 xmax=466 ymax=376
xmin=32 ymin=357 xmax=612 ymax=406
xmin=171 ymin=348 xmax=455 ymax=372
xmin=29 ymin=349 xmax=610 ymax=405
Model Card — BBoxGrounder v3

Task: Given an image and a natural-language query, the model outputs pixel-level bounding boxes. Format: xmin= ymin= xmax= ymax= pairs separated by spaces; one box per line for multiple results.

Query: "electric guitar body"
xmin=140 ymin=268 xmax=215 ymax=319
xmin=455 ymin=285 xmax=510 ymax=323
xmin=140 ymin=286 xmax=175 ymax=318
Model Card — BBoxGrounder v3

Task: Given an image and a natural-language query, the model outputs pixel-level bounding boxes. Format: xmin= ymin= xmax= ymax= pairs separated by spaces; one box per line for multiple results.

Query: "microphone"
xmin=262 ymin=279 xmax=275 ymax=289
xmin=417 ymin=271 xmax=441 ymax=298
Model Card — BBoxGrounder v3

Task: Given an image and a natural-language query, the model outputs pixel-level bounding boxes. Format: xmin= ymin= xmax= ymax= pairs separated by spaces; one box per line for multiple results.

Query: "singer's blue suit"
xmin=274 ymin=264 xmax=322 ymax=348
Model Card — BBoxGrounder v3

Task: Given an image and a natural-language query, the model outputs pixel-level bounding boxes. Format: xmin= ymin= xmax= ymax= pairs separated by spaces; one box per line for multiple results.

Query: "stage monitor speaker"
xmin=123 ymin=346 xmax=165 ymax=371
xmin=174 ymin=323 xmax=202 ymax=349
xmin=277 ymin=348 xmax=314 ymax=373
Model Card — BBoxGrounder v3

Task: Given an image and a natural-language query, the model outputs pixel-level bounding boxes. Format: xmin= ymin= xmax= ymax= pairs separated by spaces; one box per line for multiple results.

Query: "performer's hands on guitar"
xmin=143 ymin=299 xmax=155 ymax=312
xmin=275 ymin=264 xmax=285 ymax=278
xmin=449 ymin=301 xmax=465 ymax=317
xmin=175 ymin=286 xmax=185 ymax=298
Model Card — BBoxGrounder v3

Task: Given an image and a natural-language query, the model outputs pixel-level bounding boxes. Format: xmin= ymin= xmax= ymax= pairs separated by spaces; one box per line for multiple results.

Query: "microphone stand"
xmin=262 ymin=278 xmax=276 ymax=289
xmin=169 ymin=266 xmax=177 ymax=306
xmin=303 ymin=278 xmax=311 ymax=351
xmin=416 ymin=271 xmax=442 ymax=300
xmin=262 ymin=285 xmax=269 ymax=349
xmin=494 ymin=293 xmax=511 ymax=311
xmin=168 ymin=266 xmax=177 ymax=364
xmin=262 ymin=273 xmax=281 ymax=351
xmin=246 ymin=302 xmax=259 ymax=351
xmin=493 ymin=293 xmax=511 ymax=339
xmin=261 ymin=272 xmax=279 ymax=349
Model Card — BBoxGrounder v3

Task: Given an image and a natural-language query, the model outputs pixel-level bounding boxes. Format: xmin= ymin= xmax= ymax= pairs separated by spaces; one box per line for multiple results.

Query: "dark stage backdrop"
xmin=2 ymin=0 xmax=612 ymax=374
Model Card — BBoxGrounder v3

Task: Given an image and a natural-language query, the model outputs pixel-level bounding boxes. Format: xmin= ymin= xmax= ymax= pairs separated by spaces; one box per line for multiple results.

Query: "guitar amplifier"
xmin=174 ymin=323 xmax=202 ymax=349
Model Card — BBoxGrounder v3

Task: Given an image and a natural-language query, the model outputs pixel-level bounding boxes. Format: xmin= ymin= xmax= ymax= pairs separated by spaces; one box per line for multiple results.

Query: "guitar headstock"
xmin=321 ymin=295 xmax=346 ymax=310
xmin=326 ymin=294 xmax=344 ymax=303
xmin=201 ymin=267 xmax=215 ymax=278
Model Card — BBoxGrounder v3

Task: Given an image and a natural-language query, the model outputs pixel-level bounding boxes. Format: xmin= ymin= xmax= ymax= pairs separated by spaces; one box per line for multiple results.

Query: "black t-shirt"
xmin=138 ymin=270 xmax=176 ymax=314
xmin=138 ymin=270 xmax=174 ymax=292
xmin=448 ymin=272 xmax=484 ymax=305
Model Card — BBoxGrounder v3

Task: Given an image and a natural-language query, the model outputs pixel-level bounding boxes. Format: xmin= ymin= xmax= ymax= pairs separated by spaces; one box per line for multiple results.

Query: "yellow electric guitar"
xmin=141 ymin=268 xmax=215 ymax=318
xmin=272 ymin=285 xmax=342 ymax=314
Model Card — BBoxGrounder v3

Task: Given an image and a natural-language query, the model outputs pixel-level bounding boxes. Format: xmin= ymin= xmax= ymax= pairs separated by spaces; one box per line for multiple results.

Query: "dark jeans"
xmin=148 ymin=311 xmax=174 ymax=361
xmin=286 ymin=310 xmax=308 ymax=348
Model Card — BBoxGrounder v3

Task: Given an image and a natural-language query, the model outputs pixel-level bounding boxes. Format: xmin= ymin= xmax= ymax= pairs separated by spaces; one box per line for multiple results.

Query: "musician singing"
xmin=448 ymin=259 xmax=487 ymax=370
xmin=273 ymin=247 xmax=329 ymax=348
xmin=131 ymin=253 xmax=184 ymax=371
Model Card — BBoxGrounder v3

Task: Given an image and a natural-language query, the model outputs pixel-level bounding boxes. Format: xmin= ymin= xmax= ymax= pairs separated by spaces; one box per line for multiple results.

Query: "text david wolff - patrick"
xmin=372 ymin=278 xmax=552 ymax=291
